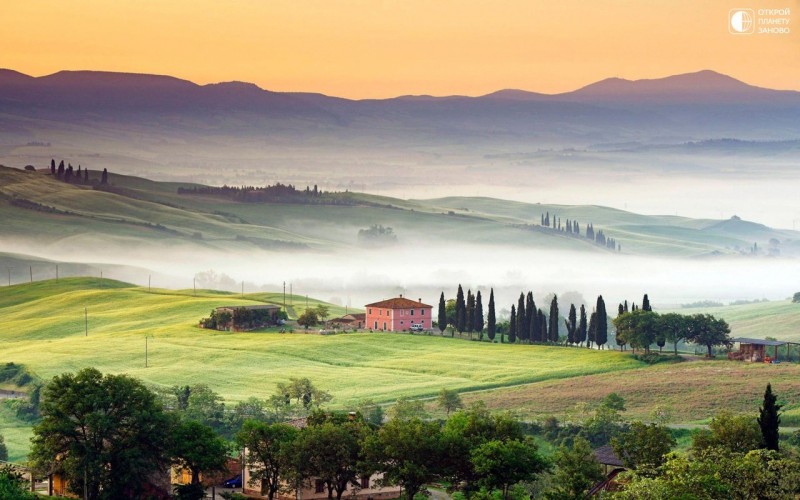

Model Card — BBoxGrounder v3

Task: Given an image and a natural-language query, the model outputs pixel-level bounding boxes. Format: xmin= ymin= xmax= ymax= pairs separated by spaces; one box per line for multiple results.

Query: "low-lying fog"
xmin=4 ymin=240 xmax=798 ymax=313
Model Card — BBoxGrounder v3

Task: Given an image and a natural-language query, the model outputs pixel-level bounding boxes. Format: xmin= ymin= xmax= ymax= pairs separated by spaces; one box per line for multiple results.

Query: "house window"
xmin=374 ymin=321 xmax=378 ymax=329
xmin=361 ymin=476 xmax=370 ymax=489
xmin=421 ymin=309 xmax=425 ymax=315
xmin=368 ymin=308 xmax=372 ymax=314
xmin=383 ymin=322 xmax=387 ymax=330
xmin=401 ymin=321 xmax=404 ymax=325
xmin=315 ymin=480 xmax=325 ymax=493
xmin=411 ymin=309 xmax=415 ymax=316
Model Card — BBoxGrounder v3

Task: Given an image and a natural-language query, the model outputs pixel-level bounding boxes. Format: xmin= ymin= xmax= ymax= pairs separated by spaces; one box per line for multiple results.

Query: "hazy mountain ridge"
xmin=2 ymin=68 xmax=799 ymax=143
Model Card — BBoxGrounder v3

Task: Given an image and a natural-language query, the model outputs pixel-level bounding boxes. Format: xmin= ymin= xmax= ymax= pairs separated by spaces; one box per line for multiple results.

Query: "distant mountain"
xmin=1 ymin=67 xmax=799 ymax=166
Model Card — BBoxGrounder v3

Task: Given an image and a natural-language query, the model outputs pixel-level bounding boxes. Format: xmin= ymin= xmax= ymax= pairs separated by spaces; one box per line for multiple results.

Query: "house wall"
xmin=366 ymin=306 xmax=432 ymax=332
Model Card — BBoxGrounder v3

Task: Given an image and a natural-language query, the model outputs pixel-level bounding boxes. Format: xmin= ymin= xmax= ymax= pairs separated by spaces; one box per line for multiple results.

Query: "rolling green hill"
xmin=666 ymin=300 xmax=800 ymax=342
xmin=0 ymin=277 xmax=644 ymax=460
xmin=2 ymin=166 xmax=797 ymax=258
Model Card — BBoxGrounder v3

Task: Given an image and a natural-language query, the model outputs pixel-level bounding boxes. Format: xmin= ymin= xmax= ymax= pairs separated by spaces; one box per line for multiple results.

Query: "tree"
xmin=50 ymin=158 xmax=56 ymax=175
xmin=758 ymin=383 xmax=781 ymax=451
xmin=0 ymin=434 xmax=6 ymax=461
xmin=470 ymin=438 xmax=548 ymax=500
xmin=642 ymin=294 xmax=652 ymax=312
xmin=538 ymin=309 xmax=547 ymax=344
xmin=516 ymin=293 xmax=526 ymax=342
xmin=611 ymin=422 xmax=675 ymax=471
xmin=613 ymin=310 xmax=659 ymax=353
xmin=437 ymin=388 xmax=464 ymax=417
xmin=525 ymin=292 xmax=534 ymax=344
xmin=183 ymin=384 xmax=226 ymax=433
xmin=595 ymin=296 xmax=608 ymax=348
xmin=315 ymin=304 xmax=330 ymax=323
xmin=29 ymin=368 xmax=171 ymax=500
xmin=576 ymin=305 xmax=587 ymax=346
xmin=363 ymin=417 xmax=443 ymax=500
xmin=565 ymin=304 xmax=577 ymax=345
xmin=487 ymin=289 xmax=496 ymax=341
xmin=445 ymin=299 xmax=457 ymax=336
xmin=475 ymin=291 xmax=484 ymax=338
xmin=229 ymin=397 xmax=270 ymax=430
xmin=546 ymin=437 xmax=604 ymax=500
xmin=548 ymin=295 xmax=559 ymax=343
xmin=467 ymin=290 xmax=475 ymax=335
xmin=0 ymin=466 xmax=37 ymax=500
xmin=793 ymin=292 xmax=800 ymax=303
xmin=660 ymin=313 xmax=688 ymax=355
xmin=508 ymin=305 xmax=517 ymax=343
xmin=275 ymin=377 xmax=332 ymax=414
xmin=100 ymin=167 xmax=108 ymax=184
xmin=237 ymin=421 xmax=299 ymax=500
xmin=438 ymin=292 xmax=447 ymax=334
xmin=528 ymin=294 xmax=539 ymax=343
xmin=692 ymin=412 xmax=763 ymax=454
xmin=587 ymin=312 xmax=597 ymax=348
xmin=456 ymin=285 xmax=466 ymax=333
xmin=171 ymin=420 xmax=229 ymax=486
xmin=687 ymin=314 xmax=731 ymax=357
xmin=292 ymin=417 xmax=369 ymax=500
xmin=602 ymin=392 xmax=626 ymax=411
xmin=389 ymin=397 xmax=428 ymax=421
xmin=299 ymin=308 xmax=322 ymax=329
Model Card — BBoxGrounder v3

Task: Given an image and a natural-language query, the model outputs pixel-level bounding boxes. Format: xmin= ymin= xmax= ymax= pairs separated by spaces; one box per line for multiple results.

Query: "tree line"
xmin=176 ymin=183 xmax=359 ymax=205
xmin=46 ymin=158 xmax=108 ymax=185
xmin=433 ymin=288 xmax=733 ymax=357
xmin=536 ymin=211 xmax=620 ymax=251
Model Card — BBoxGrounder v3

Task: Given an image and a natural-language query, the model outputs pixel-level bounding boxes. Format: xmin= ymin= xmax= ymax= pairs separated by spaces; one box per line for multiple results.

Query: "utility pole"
xmin=56 ymin=264 xmax=58 ymax=281
xmin=242 ymin=281 xmax=244 ymax=298
xmin=85 ymin=307 xmax=88 ymax=337
xmin=148 ymin=275 xmax=151 ymax=292
xmin=29 ymin=266 xmax=32 ymax=283
xmin=6 ymin=267 xmax=10 ymax=286
xmin=290 ymin=283 xmax=292 ymax=305
xmin=283 ymin=281 xmax=286 ymax=312
xmin=193 ymin=278 xmax=196 ymax=297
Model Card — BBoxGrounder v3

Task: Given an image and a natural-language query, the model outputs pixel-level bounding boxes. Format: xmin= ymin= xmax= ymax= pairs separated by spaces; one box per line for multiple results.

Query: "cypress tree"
xmin=588 ymin=312 xmax=597 ymax=348
xmin=509 ymin=305 xmax=517 ymax=343
xmin=642 ymin=294 xmax=651 ymax=312
xmin=475 ymin=291 xmax=484 ymax=339
xmin=456 ymin=285 xmax=466 ymax=334
xmin=101 ymin=168 xmax=108 ymax=185
xmin=438 ymin=292 xmax=447 ymax=334
xmin=487 ymin=289 xmax=496 ymax=341
xmin=84 ymin=168 xmax=89 ymax=182
xmin=758 ymin=383 xmax=781 ymax=451
xmin=595 ymin=296 xmax=608 ymax=349
xmin=576 ymin=305 xmax=587 ymax=346
xmin=466 ymin=290 xmax=475 ymax=337
xmin=525 ymin=292 xmax=539 ymax=343
xmin=624 ymin=300 xmax=629 ymax=313
xmin=549 ymin=295 xmax=559 ymax=343
xmin=618 ymin=303 xmax=624 ymax=316
xmin=50 ymin=159 xmax=55 ymax=175
xmin=526 ymin=292 xmax=535 ymax=343
xmin=516 ymin=293 xmax=526 ymax=343
xmin=57 ymin=160 xmax=65 ymax=178
xmin=566 ymin=304 xmax=577 ymax=345
xmin=538 ymin=309 xmax=547 ymax=343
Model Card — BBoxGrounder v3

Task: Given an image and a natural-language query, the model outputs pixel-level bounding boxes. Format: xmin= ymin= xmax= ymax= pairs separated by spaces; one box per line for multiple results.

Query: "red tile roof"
xmin=365 ymin=297 xmax=433 ymax=309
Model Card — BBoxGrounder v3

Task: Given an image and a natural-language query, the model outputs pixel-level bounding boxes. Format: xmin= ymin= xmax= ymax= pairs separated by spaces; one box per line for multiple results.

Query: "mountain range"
xmin=2 ymin=68 xmax=799 ymax=145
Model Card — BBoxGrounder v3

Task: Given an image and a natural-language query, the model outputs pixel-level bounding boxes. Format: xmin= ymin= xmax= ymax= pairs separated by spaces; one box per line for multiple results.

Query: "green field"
xmin=1 ymin=277 xmax=648 ymax=461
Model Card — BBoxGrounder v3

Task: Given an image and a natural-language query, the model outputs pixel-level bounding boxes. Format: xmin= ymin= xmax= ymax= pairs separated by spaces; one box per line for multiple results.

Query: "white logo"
xmin=729 ymin=9 xmax=756 ymax=34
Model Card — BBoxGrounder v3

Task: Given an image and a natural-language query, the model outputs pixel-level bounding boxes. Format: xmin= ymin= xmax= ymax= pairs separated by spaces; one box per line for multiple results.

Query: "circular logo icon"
xmin=730 ymin=10 xmax=754 ymax=33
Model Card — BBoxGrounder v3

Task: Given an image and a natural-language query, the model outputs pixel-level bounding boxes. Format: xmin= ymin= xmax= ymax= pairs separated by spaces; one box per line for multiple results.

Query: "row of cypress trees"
xmin=48 ymin=158 xmax=108 ymax=185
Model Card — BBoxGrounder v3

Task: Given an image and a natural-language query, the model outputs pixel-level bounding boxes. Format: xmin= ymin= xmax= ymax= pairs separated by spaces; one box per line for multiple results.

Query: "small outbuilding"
xmin=729 ymin=338 xmax=786 ymax=362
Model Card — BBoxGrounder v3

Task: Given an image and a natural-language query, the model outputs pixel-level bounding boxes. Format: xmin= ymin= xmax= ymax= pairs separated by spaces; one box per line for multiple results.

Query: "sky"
xmin=3 ymin=0 xmax=799 ymax=98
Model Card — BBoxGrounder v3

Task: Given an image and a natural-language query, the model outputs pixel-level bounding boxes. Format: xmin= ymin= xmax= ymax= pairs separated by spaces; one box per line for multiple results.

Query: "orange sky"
xmin=2 ymin=0 xmax=798 ymax=98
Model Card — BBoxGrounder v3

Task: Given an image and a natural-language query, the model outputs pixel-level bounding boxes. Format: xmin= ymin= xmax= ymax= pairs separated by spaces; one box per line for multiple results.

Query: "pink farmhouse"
xmin=365 ymin=295 xmax=433 ymax=332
